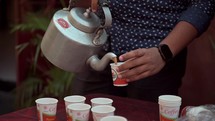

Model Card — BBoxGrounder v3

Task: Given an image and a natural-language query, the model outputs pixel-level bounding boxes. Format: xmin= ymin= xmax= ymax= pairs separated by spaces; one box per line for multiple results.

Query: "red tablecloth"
xmin=0 ymin=94 xmax=159 ymax=121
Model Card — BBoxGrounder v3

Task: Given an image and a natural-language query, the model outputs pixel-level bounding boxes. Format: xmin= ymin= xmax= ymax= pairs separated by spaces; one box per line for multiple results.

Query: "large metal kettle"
xmin=41 ymin=5 xmax=116 ymax=73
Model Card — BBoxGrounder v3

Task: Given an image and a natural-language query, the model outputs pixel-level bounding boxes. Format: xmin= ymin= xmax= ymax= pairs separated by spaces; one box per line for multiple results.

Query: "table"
xmin=0 ymin=93 xmax=159 ymax=121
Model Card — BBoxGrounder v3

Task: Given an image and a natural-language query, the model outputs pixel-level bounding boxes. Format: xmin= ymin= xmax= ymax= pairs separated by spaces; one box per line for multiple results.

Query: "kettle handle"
xmin=93 ymin=28 xmax=104 ymax=45
xmin=92 ymin=6 xmax=112 ymax=45
xmin=101 ymin=6 xmax=112 ymax=28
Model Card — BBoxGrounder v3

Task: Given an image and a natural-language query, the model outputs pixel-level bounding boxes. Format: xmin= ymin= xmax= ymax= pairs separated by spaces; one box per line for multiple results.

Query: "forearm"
xmin=160 ymin=21 xmax=198 ymax=57
xmin=160 ymin=0 xmax=215 ymax=57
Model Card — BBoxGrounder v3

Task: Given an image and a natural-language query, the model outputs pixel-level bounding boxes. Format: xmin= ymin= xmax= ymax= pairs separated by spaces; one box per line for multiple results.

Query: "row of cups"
xmin=35 ymin=95 xmax=127 ymax=121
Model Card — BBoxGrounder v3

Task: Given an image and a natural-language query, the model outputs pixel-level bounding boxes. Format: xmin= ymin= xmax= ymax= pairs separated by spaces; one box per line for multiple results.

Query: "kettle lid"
xmin=68 ymin=7 xmax=101 ymax=33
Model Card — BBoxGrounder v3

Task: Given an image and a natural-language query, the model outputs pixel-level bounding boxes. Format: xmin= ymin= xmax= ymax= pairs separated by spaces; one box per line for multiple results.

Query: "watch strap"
xmin=157 ymin=44 xmax=173 ymax=63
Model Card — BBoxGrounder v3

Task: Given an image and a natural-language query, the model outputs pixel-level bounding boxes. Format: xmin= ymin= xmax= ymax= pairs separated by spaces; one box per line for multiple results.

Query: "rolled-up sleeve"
xmin=179 ymin=0 xmax=215 ymax=34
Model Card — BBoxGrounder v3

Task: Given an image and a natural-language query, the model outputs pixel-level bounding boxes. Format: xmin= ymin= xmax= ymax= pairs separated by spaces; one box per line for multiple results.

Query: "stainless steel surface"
xmin=68 ymin=7 xmax=100 ymax=33
xmin=41 ymin=7 xmax=116 ymax=73
xmin=87 ymin=52 xmax=116 ymax=71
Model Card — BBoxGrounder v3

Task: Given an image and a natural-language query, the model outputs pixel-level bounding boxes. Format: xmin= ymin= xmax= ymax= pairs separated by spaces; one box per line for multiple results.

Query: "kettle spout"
xmin=87 ymin=52 xmax=117 ymax=71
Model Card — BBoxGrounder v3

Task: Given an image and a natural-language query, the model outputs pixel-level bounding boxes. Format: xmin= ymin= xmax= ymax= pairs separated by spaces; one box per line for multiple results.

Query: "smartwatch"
xmin=157 ymin=44 xmax=173 ymax=63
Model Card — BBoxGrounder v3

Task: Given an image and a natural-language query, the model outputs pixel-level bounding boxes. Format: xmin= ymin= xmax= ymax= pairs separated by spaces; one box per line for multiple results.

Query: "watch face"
xmin=160 ymin=44 xmax=173 ymax=62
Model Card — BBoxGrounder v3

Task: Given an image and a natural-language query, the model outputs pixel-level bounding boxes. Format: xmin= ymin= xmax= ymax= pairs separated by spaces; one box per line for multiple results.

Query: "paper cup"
xmin=110 ymin=62 xmax=128 ymax=86
xmin=101 ymin=116 xmax=127 ymax=121
xmin=91 ymin=105 xmax=115 ymax=121
xmin=67 ymin=103 xmax=91 ymax=121
xmin=64 ymin=95 xmax=86 ymax=108
xmin=64 ymin=95 xmax=86 ymax=121
xmin=35 ymin=98 xmax=58 ymax=121
xmin=91 ymin=97 xmax=113 ymax=107
xmin=158 ymin=95 xmax=182 ymax=121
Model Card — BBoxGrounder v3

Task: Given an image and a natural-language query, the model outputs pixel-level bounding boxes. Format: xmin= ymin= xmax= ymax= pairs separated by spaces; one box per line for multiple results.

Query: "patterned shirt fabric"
xmin=104 ymin=0 xmax=215 ymax=55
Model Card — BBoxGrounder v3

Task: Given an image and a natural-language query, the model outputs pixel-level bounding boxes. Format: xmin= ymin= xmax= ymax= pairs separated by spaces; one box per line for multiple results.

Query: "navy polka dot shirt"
xmin=103 ymin=0 xmax=215 ymax=55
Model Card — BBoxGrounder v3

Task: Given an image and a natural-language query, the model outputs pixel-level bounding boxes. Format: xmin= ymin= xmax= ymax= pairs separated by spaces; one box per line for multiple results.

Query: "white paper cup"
xmin=64 ymin=95 xmax=86 ymax=121
xmin=64 ymin=95 xmax=86 ymax=108
xmin=35 ymin=98 xmax=58 ymax=121
xmin=158 ymin=95 xmax=182 ymax=121
xmin=101 ymin=116 xmax=127 ymax=121
xmin=110 ymin=62 xmax=128 ymax=86
xmin=91 ymin=97 xmax=113 ymax=107
xmin=91 ymin=105 xmax=115 ymax=121
xmin=67 ymin=103 xmax=91 ymax=121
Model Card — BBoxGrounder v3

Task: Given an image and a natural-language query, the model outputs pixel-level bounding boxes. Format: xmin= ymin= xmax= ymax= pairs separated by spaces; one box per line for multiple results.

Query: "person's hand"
xmin=117 ymin=47 xmax=166 ymax=82
xmin=91 ymin=0 xmax=98 ymax=12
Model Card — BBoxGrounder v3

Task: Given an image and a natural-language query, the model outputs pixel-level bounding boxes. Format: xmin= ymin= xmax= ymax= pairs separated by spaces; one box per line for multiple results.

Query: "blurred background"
xmin=0 ymin=0 xmax=16 ymax=115
xmin=0 ymin=0 xmax=215 ymax=116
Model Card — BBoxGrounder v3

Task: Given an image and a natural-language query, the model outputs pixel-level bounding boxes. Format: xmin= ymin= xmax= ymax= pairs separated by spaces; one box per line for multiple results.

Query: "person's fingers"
xmin=118 ymin=56 xmax=147 ymax=72
xmin=118 ymin=63 xmax=150 ymax=79
xmin=91 ymin=0 xmax=98 ymax=12
xmin=119 ymin=48 xmax=146 ymax=61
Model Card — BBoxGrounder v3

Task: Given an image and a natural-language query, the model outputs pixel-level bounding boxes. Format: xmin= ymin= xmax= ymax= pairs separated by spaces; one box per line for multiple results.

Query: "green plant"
xmin=12 ymin=1 xmax=77 ymax=109
xmin=15 ymin=65 xmax=74 ymax=108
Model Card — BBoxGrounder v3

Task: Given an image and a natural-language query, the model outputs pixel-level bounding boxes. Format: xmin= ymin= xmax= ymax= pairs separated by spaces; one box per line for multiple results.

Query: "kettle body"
xmin=41 ymin=8 xmax=115 ymax=73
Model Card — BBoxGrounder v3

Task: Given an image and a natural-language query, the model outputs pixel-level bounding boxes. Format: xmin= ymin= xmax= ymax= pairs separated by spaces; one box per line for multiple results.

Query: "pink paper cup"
xmin=90 ymin=97 xmax=113 ymax=107
xmin=91 ymin=105 xmax=115 ymax=121
xmin=64 ymin=95 xmax=86 ymax=110
xmin=64 ymin=95 xmax=86 ymax=121
xmin=101 ymin=116 xmax=127 ymax=121
xmin=67 ymin=103 xmax=91 ymax=121
xmin=35 ymin=98 xmax=58 ymax=121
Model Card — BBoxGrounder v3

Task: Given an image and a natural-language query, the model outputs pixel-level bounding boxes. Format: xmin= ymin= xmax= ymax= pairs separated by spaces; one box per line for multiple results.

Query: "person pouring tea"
xmin=70 ymin=0 xmax=215 ymax=102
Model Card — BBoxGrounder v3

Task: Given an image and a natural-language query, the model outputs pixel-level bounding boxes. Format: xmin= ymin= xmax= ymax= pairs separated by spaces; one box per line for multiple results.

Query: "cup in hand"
xmin=158 ymin=95 xmax=182 ymax=121
xmin=110 ymin=62 xmax=128 ymax=86
xmin=35 ymin=97 xmax=58 ymax=121
xmin=90 ymin=97 xmax=113 ymax=107
xmin=67 ymin=103 xmax=91 ymax=121
xmin=91 ymin=105 xmax=115 ymax=121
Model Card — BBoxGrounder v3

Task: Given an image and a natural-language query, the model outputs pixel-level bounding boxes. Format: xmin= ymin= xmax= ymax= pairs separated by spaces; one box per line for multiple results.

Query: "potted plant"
xmin=12 ymin=0 xmax=82 ymax=109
